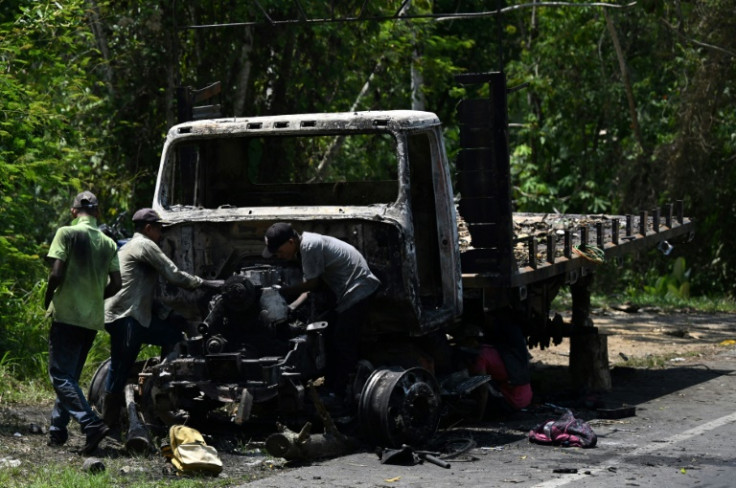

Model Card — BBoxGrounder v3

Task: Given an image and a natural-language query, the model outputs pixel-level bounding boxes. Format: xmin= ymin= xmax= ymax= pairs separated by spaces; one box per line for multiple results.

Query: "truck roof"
xmin=167 ymin=110 xmax=442 ymax=138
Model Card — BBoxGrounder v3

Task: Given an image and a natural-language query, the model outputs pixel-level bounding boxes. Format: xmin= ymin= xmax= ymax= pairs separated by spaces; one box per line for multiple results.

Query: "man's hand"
xmin=201 ymin=279 xmax=225 ymax=289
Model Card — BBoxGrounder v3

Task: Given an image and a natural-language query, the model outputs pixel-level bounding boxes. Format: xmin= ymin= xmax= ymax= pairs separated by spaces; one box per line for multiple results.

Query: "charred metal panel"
xmin=155 ymin=217 xmax=429 ymax=334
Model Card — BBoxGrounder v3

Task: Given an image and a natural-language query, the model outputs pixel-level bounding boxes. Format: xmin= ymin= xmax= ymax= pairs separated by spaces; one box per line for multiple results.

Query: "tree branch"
xmin=603 ymin=7 xmax=643 ymax=151
xmin=659 ymin=18 xmax=736 ymax=59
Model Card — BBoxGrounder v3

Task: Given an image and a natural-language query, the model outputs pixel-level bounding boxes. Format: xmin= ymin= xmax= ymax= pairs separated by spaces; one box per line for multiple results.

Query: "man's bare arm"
xmin=280 ymin=277 xmax=321 ymax=301
xmin=44 ymin=259 xmax=66 ymax=309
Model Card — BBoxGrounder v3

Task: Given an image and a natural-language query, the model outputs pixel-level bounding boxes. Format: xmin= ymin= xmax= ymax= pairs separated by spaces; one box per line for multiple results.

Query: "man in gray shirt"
xmin=263 ymin=222 xmax=381 ymax=396
xmin=102 ymin=208 xmax=222 ymax=428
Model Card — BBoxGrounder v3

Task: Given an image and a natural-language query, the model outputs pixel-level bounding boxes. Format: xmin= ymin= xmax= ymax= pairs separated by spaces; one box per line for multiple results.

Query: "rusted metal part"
xmin=264 ymin=382 xmax=356 ymax=461
xmin=264 ymin=421 xmax=356 ymax=461
xmin=124 ymin=383 xmax=151 ymax=454
xmin=454 ymin=72 xmax=694 ymax=293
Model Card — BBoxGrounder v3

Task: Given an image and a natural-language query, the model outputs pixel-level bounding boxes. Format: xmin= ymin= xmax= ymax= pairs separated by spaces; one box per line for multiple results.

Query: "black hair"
xmin=134 ymin=221 xmax=161 ymax=232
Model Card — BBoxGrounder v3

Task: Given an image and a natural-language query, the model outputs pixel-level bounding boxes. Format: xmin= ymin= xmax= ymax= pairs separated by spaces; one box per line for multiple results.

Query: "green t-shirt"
xmin=47 ymin=215 xmax=120 ymax=330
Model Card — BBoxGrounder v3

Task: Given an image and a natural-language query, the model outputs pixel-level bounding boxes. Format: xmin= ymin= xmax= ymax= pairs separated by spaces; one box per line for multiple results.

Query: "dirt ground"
xmin=531 ymin=307 xmax=736 ymax=368
xmin=2 ymin=310 xmax=736 ymax=485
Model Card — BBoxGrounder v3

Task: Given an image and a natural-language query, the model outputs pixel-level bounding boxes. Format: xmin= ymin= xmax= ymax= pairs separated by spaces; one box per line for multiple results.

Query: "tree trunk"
xmin=232 ymin=28 xmax=254 ymax=116
xmin=569 ymin=271 xmax=611 ymax=391
xmin=604 ymin=8 xmax=643 ymax=151
xmin=86 ymin=0 xmax=115 ymax=98
xmin=570 ymin=331 xmax=612 ymax=392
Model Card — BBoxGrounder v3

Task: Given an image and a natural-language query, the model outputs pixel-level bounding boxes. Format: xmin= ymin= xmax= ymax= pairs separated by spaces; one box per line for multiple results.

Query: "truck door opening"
xmin=407 ymin=132 xmax=444 ymax=310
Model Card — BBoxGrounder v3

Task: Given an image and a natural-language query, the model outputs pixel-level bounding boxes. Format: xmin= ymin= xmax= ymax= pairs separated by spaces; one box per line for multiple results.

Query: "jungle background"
xmin=1 ymin=0 xmax=735 ymax=382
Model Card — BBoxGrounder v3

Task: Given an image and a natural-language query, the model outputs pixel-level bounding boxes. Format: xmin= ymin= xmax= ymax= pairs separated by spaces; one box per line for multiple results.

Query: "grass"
xmin=609 ymin=294 xmax=736 ymax=313
xmin=610 ymin=350 xmax=704 ymax=369
xmin=0 ymin=462 xmax=263 ymax=488
xmin=552 ymin=288 xmax=736 ymax=314
xmin=0 ymin=407 xmax=273 ymax=488
xmin=0 ymin=364 xmax=51 ymax=404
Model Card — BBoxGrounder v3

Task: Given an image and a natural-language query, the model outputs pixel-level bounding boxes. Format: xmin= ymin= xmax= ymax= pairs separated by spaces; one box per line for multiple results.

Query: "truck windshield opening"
xmin=161 ymin=132 xmax=400 ymax=208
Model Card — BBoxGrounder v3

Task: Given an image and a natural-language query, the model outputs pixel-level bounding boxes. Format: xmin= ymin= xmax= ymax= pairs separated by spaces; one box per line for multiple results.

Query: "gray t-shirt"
xmin=300 ymin=232 xmax=381 ymax=312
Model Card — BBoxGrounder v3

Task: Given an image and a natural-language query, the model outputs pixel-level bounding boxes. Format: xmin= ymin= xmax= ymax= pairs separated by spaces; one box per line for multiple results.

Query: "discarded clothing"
xmin=528 ymin=409 xmax=597 ymax=448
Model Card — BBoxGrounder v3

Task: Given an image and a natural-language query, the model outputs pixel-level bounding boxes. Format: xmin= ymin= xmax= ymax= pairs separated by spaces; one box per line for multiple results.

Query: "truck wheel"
xmin=87 ymin=358 xmax=111 ymax=413
xmin=358 ymin=367 xmax=441 ymax=448
xmin=87 ymin=358 xmax=149 ymax=414
xmin=349 ymin=359 xmax=374 ymax=405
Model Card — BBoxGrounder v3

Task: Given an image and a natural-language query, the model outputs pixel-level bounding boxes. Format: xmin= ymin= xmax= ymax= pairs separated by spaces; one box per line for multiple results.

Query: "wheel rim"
xmin=358 ymin=366 xmax=441 ymax=448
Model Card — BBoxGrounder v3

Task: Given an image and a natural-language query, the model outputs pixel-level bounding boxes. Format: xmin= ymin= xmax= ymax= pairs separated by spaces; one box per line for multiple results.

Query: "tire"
xmin=87 ymin=358 xmax=111 ymax=413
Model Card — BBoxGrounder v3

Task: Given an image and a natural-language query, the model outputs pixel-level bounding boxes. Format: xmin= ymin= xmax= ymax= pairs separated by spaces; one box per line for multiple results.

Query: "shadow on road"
xmin=433 ymin=360 xmax=734 ymax=451
xmin=529 ymin=362 xmax=733 ymax=411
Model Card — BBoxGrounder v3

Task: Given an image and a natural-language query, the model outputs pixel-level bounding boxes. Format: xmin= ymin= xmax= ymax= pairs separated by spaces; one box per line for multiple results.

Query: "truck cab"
xmin=153 ymin=111 xmax=463 ymax=339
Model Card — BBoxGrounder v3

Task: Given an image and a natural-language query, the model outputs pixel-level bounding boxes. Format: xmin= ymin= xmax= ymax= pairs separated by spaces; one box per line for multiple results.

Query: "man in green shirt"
xmin=45 ymin=191 xmax=122 ymax=455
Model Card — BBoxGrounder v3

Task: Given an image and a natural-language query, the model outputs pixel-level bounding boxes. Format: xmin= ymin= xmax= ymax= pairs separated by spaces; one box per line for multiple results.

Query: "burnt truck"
xmin=90 ymin=73 xmax=693 ymax=451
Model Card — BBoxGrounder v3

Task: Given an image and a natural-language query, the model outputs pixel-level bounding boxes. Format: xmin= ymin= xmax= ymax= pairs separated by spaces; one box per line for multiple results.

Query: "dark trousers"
xmin=324 ymin=297 xmax=372 ymax=393
xmin=48 ymin=322 xmax=102 ymax=435
xmin=104 ymin=315 xmax=183 ymax=395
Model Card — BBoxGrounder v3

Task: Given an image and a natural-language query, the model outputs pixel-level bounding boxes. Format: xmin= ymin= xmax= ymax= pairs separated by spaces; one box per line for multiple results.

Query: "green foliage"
xmin=2 ymin=0 xmax=736 ymax=385
xmin=642 ymin=256 xmax=691 ymax=300
xmin=612 ymin=351 xmax=702 ymax=370
xmin=0 ymin=1 xmax=120 ymax=356
xmin=0 ymin=282 xmax=49 ymax=380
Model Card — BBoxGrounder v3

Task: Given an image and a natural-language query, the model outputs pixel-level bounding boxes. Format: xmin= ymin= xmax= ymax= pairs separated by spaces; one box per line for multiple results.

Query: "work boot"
xmin=81 ymin=422 xmax=110 ymax=456
xmin=102 ymin=391 xmax=124 ymax=429
xmin=47 ymin=429 xmax=68 ymax=447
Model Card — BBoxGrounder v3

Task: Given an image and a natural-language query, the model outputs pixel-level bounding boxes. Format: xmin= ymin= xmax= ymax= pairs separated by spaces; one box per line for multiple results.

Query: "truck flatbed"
xmin=461 ymin=206 xmax=694 ymax=288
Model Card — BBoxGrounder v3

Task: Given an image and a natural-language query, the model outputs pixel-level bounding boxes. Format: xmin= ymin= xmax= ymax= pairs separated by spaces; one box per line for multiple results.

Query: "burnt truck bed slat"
xmin=461 ymin=211 xmax=694 ymax=288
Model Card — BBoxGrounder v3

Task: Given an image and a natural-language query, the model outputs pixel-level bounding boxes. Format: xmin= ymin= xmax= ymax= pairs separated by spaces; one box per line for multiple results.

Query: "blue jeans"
xmin=48 ymin=322 xmax=103 ymax=436
xmin=104 ymin=315 xmax=183 ymax=395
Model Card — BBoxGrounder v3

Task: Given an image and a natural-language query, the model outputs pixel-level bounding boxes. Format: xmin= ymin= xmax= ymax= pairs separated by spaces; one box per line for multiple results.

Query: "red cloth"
xmin=472 ymin=345 xmax=532 ymax=410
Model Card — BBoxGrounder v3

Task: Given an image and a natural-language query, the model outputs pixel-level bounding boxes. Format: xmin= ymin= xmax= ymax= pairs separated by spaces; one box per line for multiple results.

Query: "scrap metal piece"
xmin=379 ymin=444 xmax=451 ymax=469
xmin=81 ymin=457 xmax=105 ymax=473
xmin=264 ymin=382 xmax=357 ymax=461
xmin=233 ymin=388 xmax=254 ymax=424
xmin=265 ymin=421 xmax=356 ymax=461
xmin=124 ymin=383 xmax=151 ymax=454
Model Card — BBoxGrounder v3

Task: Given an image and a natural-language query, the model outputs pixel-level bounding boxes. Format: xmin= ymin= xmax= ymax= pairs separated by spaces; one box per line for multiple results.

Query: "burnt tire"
xmin=87 ymin=358 xmax=148 ymax=413
xmin=87 ymin=358 xmax=111 ymax=413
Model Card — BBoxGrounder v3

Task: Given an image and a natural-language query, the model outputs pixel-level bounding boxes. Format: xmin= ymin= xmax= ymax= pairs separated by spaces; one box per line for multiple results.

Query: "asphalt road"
xmin=242 ymin=343 xmax=736 ymax=487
